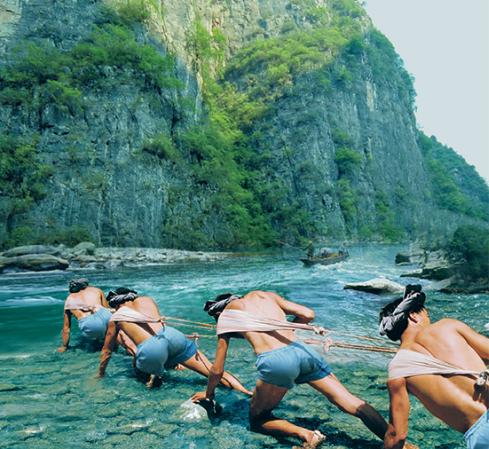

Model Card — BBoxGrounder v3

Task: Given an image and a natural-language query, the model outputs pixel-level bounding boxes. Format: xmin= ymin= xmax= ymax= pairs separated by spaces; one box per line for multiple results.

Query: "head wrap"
xmin=114 ymin=287 xmax=138 ymax=295
xmin=107 ymin=287 xmax=138 ymax=308
xmin=69 ymin=278 xmax=89 ymax=293
xmin=107 ymin=291 xmax=138 ymax=308
xmin=204 ymin=293 xmax=240 ymax=319
xmin=379 ymin=285 xmax=426 ymax=340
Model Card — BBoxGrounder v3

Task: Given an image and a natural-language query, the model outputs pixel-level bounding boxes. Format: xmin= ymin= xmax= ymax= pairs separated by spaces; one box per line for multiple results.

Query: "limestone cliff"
xmin=0 ymin=0 xmax=487 ymax=249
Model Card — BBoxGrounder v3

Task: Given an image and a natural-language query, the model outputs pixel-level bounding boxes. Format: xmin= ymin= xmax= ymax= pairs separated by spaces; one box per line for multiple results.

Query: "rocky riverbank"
xmin=395 ymin=243 xmax=489 ymax=294
xmin=0 ymin=243 xmax=232 ymax=274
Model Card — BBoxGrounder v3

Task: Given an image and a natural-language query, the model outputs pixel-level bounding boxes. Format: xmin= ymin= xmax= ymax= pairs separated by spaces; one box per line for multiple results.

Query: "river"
xmin=0 ymin=245 xmax=486 ymax=448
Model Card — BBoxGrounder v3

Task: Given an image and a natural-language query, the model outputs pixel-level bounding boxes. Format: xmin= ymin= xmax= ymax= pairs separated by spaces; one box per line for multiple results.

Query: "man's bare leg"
xmin=182 ymin=351 xmax=252 ymax=395
xmin=309 ymin=374 xmax=387 ymax=439
xmin=117 ymin=330 xmax=137 ymax=357
xmin=250 ymin=379 xmax=324 ymax=447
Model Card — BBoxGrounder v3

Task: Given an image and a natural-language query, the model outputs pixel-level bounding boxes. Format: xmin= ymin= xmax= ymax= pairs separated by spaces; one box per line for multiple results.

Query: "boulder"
xmin=1 ymin=245 xmax=61 ymax=257
xmin=72 ymin=241 xmax=96 ymax=256
xmin=69 ymin=254 xmax=98 ymax=268
xmin=395 ymin=253 xmax=411 ymax=264
xmin=0 ymin=254 xmax=69 ymax=273
xmin=420 ymin=263 xmax=453 ymax=280
xmin=344 ymin=277 xmax=404 ymax=295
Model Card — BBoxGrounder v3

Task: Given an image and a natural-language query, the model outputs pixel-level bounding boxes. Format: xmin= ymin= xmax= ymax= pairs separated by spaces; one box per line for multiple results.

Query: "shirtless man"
xmin=192 ymin=290 xmax=390 ymax=449
xmin=98 ymin=288 xmax=251 ymax=395
xmin=379 ymin=285 xmax=489 ymax=449
xmin=57 ymin=278 xmax=112 ymax=352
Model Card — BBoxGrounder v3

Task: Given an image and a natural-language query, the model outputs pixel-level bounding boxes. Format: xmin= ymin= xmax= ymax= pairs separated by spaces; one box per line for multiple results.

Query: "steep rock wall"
xmin=0 ymin=0 xmax=487 ymax=249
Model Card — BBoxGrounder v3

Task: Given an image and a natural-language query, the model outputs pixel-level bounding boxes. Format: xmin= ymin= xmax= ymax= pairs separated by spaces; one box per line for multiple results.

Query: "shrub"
xmin=337 ymin=178 xmax=357 ymax=225
xmin=42 ymin=80 xmax=82 ymax=114
xmin=332 ymin=128 xmax=353 ymax=146
xmin=142 ymin=133 xmax=180 ymax=162
xmin=0 ymin=87 xmax=30 ymax=106
xmin=375 ymin=191 xmax=404 ymax=241
xmin=1 ymin=22 xmax=180 ymax=99
xmin=0 ymin=133 xmax=53 ymax=248
xmin=0 ymin=133 xmax=49 ymax=201
xmin=335 ymin=147 xmax=362 ymax=177
xmin=5 ymin=226 xmax=35 ymax=247
xmin=106 ymin=0 xmax=155 ymax=25
xmin=71 ymin=24 xmax=179 ymax=89
xmin=1 ymin=42 xmax=70 ymax=87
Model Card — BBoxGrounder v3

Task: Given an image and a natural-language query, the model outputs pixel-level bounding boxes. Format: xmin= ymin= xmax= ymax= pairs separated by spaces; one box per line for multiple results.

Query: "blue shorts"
xmin=78 ymin=308 xmax=112 ymax=342
xmin=135 ymin=326 xmax=197 ymax=376
xmin=255 ymin=341 xmax=332 ymax=389
xmin=465 ymin=409 xmax=489 ymax=449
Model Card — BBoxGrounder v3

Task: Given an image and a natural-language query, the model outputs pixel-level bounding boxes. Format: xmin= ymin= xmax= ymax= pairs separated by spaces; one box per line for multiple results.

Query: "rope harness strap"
xmin=168 ymin=313 xmax=396 ymax=354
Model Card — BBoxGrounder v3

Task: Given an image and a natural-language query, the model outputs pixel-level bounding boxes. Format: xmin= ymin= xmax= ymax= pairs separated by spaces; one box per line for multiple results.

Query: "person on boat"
xmin=192 ymin=290 xmax=390 ymax=449
xmin=379 ymin=285 xmax=489 ymax=449
xmin=319 ymin=247 xmax=331 ymax=258
xmin=57 ymin=278 xmax=112 ymax=352
xmin=97 ymin=287 xmax=251 ymax=395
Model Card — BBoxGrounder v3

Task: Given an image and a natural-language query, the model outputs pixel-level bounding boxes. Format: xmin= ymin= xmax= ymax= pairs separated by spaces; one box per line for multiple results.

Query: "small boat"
xmin=301 ymin=252 xmax=349 ymax=267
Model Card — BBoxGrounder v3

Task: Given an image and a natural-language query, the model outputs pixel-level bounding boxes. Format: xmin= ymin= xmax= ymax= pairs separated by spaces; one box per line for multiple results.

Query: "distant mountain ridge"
xmin=0 ymin=0 xmax=487 ymax=249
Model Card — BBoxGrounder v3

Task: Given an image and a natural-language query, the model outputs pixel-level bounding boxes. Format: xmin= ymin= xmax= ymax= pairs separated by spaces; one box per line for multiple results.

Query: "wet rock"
xmin=344 ymin=277 xmax=404 ymax=294
xmin=103 ymin=434 xmax=132 ymax=445
xmin=420 ymin=263 xmax=453 ymax=280
xmin=402 ymin=264 xmax=453 ymax=281
xmin=440 ymin=283 xmax=489 ymax=294
xmin=69 ymin=254 xmax=99 ymax=268
xmin=108 ymin=421 xmax=149 ymax=435
xmin=1 ymin=245 xmax=61 ymax=257
xmin=84 ymin=430 xmax=106 ymax=442
xmin=0 ymin=254 xmax=69 ymax=273
xmin=0 ymin=383 xmax=19 ymax=392
xmin=18 ymin=425 xmax=45 ymax=440
xmin=394 ymin=253 xmax=411 ymax=264
xmin=0 ymin=243 xmax=234 ymax=275
xmin=72 ymin=241 xmax=96 ymax=256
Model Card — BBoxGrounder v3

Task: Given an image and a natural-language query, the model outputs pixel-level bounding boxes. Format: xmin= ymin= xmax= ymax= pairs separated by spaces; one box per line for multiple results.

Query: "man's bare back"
xmin=115 ymin=296 xmax=163 ymax=346
xmin=67 ymin=286 xmax=107 ymax=320
xmin=227 ymin=290 xmax=315 ymax=354
xmin=400 ymin=318 xmax=488 ymax=432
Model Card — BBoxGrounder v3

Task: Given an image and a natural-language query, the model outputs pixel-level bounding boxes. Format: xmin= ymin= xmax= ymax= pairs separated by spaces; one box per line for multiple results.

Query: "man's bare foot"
xmin=292 ymin=430 xmax=326 ymax=449
xmin=173 ymin=364 xmax=186 ymax=371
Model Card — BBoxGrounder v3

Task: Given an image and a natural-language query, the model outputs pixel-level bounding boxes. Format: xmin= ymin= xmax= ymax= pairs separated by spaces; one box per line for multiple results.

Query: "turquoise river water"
xmin=0 ymin=245 xmax=487 ymax=449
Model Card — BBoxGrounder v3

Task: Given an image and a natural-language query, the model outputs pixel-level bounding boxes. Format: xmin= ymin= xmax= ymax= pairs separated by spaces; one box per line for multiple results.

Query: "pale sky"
xmin=364 ymin=0 xmax=489 ymax=183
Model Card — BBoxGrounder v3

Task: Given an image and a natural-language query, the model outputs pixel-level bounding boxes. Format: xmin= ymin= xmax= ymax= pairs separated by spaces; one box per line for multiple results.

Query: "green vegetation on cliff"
xmin=0 ymin=23 xmax=178 ymax=98
xmin=0 ymin=0 xmax=486 ymax=250
xmin=0 ymin=8 xmax=181 ymax=248
xmin=0 ymin=134 xmax=53 ymax=246
xmin=418 ymin=132 xmax=489 ymax=222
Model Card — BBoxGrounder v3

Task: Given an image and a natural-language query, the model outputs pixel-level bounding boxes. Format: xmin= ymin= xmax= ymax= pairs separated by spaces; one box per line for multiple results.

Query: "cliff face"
xmin=0 ymin=0 xmax=487 ymax=249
